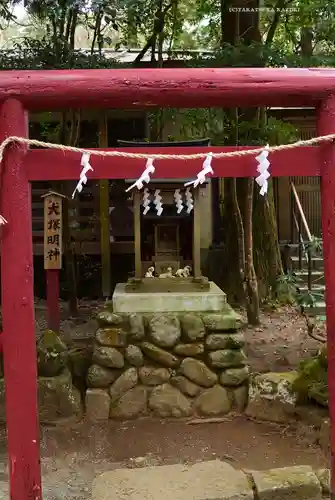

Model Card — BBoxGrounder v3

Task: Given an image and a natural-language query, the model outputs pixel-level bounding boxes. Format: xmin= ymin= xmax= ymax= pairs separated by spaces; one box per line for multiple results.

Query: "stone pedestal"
xmin=112 ymin=281 xmax=226 ymax=313
xmin=86 ymin=303 xmax=247 ymax=421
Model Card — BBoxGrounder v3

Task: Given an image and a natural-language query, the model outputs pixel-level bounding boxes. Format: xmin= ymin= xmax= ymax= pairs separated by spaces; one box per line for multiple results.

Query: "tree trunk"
xmin=245 ymin=177 xmax=260 ymax=324
xmin=218 ymin=0 xmax=282 ymax=305
xmin=253 ymin=185 xmax=283 ymax=298
xmin=300 ymin=27 xmax=313 ymax=57
xmin=59 ymin=110 xmax=80 ymax=317
xmin=62 ymin=194 xmax=79 ymax=316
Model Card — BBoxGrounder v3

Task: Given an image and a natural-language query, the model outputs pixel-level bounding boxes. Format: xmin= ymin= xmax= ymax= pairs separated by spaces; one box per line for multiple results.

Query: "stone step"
xmin=92 ymin=460 xmax=254 ymax=500
xmin=280 ymin=241 xmax=322 ymax=250
xmin=92 ymin=459 xmax=327 ymax=500
xmin=315 ymin=314 xmax=327 ymax=322
xmin=279 ymin=242 xmax=299 ymax=251
xmin=279 ymin=241 xmax=297 ymax=247
xmin=302 ymin=301 xmax=326 ymax=316
xmin=298 ymin=285 xmax=325 ymax=294
xmin=296 ymin=281 xmax=326 ymax=316
xmin=290 ymin=256 xmax=324 ymax=270
xmin=294 ymin=270 xmax=324 ymax=286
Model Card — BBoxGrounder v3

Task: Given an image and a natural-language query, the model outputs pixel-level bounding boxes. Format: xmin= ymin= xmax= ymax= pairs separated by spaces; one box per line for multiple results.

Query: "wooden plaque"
xmin=43 ymin=192 xmax=64 ymax=270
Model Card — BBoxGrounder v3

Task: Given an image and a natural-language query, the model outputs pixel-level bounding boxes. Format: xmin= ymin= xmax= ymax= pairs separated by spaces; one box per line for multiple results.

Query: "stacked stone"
xmin=85 ymin=306 xmax=249 ymax=421
xmin=0 ymin=330 xmax=82 ymax=423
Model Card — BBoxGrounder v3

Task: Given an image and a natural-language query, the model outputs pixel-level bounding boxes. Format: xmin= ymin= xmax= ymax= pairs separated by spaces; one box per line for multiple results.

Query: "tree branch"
xmin=265 ymin=0 xmax=287 ymax=46
xmin=134 ymin=2 xmax=173 ymax=63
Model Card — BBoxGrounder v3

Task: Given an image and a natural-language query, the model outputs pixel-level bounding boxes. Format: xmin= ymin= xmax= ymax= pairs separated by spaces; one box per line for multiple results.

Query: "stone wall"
xmin=92 ymin=460 xmax=330 ymax=500
xmin=85 ymin=304 xmax=249 ymax=420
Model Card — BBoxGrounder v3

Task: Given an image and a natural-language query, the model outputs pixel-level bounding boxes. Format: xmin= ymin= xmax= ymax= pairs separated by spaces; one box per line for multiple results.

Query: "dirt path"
xmin=0 ymin=416 xmax=328 ymax=500
xmin=242 ymin=306 xmax=323 ymax=373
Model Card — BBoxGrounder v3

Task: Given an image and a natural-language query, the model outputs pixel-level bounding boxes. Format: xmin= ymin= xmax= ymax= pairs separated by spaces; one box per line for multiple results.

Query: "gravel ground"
xmin=242 ymin=306 xmax=323 ymax=372
xmin=0 ymin=416 xmax=329 ymax=500
xmin=0 ymin=302 xmax=327 ymax=499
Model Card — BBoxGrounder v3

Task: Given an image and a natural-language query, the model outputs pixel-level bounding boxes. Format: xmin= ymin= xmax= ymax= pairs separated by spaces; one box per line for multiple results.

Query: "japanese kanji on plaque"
xmin=42 ymin=191 xmax=64 ymax=270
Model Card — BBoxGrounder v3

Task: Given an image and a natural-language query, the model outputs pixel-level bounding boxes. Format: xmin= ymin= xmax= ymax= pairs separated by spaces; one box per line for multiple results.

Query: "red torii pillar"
xmin=0 ymin=99 xmax=42 ymax=500
xmin=318 ymin=97 xmax=335 ymax=497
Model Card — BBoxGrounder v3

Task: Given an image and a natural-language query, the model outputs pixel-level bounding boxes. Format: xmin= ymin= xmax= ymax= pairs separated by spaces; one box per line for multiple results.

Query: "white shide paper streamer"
xmin=184 ymin=152 xmax=213 ymax=188
xmin=125 ymin=158 xmax=155 ymax=192
xmin=255 ymin=145 xmax=270 ymax=196
xmin=72 ymin=153 xmax=93 ymax=199
xmin=174 ymin=189 xmax=184 ymax=214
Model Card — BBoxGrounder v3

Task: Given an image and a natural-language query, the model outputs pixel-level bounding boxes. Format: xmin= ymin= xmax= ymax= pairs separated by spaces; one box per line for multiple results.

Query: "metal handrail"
xmin=290 ymin=181 xmax=313 ymax=242
xmin=290 ymin=181 xmax=313 ymax=290
xmin=292 ymin=212 xmax=308 ymax=261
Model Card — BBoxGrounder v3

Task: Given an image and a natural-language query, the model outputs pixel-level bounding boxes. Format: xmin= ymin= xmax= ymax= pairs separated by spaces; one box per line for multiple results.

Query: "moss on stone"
xmin=208 ymin=349 xmax=247 ymax=369
xmin=202 ymin=305 xmax=243 ymax=332
xmin=292 ymin=349 xmax=328 ymax=407
xmin=96 ymin=310 xmax=124 ymax=326
xmin=251 ymin=465 xmax=322 ymax=500
xmin=315 ymin=468 xmax=330 ymax=496
xmin=95 ymin=327 xmax=127 ymax=347
xmin=37 ymin=330 xmax=68 ymax=377
xmin=38 ymin=368 xmax=82 ymax=422
xmin=224 ymin=334 xmax=244 ymax=349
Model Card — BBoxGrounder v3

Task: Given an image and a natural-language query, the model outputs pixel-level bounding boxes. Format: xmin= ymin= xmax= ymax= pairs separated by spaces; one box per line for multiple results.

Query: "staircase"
xmin=280 ymin=181 xmax=326 ymax=319
xmin=283 ymin=242 xmax=326 ymax=317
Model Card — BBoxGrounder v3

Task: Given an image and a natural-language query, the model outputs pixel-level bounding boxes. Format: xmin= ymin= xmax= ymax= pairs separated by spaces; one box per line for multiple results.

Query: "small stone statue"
xmin=159 ymin=267 xmax=174 ymax=278
xmin=145 ymin=266 xmax=155 ymax=278
xmin=175 ymin=265 xmax=192 ymax=278
xmin=183 ymin=265 xmax=192 ymax=277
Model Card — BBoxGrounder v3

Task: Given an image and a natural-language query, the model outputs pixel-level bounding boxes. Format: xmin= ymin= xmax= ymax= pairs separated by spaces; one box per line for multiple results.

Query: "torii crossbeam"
xmin=0 ymin=68 xmax=334 ymax=500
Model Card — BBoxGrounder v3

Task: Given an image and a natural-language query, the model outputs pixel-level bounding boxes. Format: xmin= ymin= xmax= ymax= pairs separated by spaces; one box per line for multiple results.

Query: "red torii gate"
xmin=0 ymin=68 xmax=334 ymax=500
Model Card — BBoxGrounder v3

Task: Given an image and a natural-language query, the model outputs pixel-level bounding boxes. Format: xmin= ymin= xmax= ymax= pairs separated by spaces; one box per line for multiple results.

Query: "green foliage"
xmin=0 ymin=0 xmax=20 ymax=27
xmin=2 ymin=35 xmax=335 ymax=72
xmin=274 ymin=272 xmax=299 ymax=304
xmin=305 ymin=236 xmax=323 ymax=255
xmin=265 ymin=0 xmax=335 ymax=55
xmin=296 ymin=289 xmax=324 ymax=309
xmin=276 ymin=272 xmax=300 ymax=286
xmin=274 ymin=233 xmax=324 ymax=310
xmin=2 ymin=0 xmax=335 ymax=70
xmin=150 ymin=107 xmax=298 ymax=146
xmin=0 ymin=37 xmax=126 ymax=69
xmin=294 ymin=235 xmax=324 ymax=312
xmin=186 ymin=42 xmax=335 ymax=68
xmin=292 ymin=348 xmax=328 ymax=407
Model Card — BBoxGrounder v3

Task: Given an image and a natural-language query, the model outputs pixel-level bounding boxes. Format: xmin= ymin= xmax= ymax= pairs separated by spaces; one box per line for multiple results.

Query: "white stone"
xmin=246 ymin=372 xmax=298 ymax=423
xmin=112 ymin=282 xmax=226 ymax=313
xmin=92 ymin=460 xmax=253 ymax=500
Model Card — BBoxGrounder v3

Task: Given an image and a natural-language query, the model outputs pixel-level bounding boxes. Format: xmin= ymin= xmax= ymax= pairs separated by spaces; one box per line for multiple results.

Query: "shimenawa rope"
xmin=0 ymin=133 xmax=335 ymax=163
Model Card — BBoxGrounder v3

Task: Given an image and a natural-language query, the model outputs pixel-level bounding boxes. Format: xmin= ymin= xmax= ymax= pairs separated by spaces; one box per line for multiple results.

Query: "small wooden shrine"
xmin=118 ymin=140 xmax=211 ymax=293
